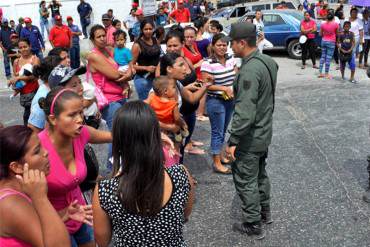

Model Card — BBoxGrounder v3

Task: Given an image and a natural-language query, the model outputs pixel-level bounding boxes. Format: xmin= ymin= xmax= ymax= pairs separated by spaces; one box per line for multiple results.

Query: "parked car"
xmin=225 ymin=9 xmax=321 ymax=59
xmin=212 ymin=1 xmax=297 ymax=30
xmin=211 ymin=6 xmax=250 ymax=27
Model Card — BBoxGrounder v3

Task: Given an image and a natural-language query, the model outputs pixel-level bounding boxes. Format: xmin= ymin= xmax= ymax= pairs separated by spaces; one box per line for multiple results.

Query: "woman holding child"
xmin=159 ymin=28 xmax=207 ymax=157
xmin=87 ymin=24 xmax=132 ymax=130
xmin=8 ymin=38 xmax=40 ymax=125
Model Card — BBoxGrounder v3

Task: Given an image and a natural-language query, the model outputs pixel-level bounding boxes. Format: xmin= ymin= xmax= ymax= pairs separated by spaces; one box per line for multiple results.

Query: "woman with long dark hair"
xmin=131 ymin=20 xmax=161 ymax=100
xmin=158 ymin=29 xmax=206 ymax=156
xmin=92 ymin=101 xmax=195 ymax=246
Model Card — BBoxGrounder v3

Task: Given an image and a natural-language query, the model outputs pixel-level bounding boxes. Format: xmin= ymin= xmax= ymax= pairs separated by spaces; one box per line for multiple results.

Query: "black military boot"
xmin=261 ymin=206 xmax=273 ymax=224
xmin=232 ymin=221 xmax=265 ymax=240
xmin=362 ymin=156 xmax=370 ymax=203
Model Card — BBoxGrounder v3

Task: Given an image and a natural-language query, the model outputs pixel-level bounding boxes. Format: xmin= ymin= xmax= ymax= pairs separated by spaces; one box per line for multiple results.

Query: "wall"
xmin=0 ymin=0 xmax=133 ymax=29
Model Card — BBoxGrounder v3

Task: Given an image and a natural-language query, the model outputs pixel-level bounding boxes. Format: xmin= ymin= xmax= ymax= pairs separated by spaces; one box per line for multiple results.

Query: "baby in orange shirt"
xmin=146 ymin=76 xmax=188 ymax=143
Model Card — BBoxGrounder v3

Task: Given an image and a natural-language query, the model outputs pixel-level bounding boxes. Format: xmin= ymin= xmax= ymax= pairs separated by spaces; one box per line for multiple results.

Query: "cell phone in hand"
xmin=194 ymin=81 xmax=203 ymax=88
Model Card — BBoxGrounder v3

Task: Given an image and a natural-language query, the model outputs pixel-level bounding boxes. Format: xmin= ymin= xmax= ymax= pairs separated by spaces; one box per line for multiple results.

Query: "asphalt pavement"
xmin=1 ymin=51 xmax=370 ymax=246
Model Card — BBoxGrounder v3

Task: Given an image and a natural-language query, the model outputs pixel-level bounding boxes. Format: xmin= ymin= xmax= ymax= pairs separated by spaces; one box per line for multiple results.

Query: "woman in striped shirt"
xmin=200 ymin=33 xmax=237 ymax=174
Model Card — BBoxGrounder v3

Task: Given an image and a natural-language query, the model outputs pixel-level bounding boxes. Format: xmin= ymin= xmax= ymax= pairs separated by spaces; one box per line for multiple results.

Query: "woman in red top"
xmin=8 ymin=38 xmax=40 ymax=125
xmin=300 ymin=11 xmax=318 ymax=69
xmin=182 ymin=26 xmax=208 ymax=121
xmin=182 ymin=26 xmax=203 ymax=80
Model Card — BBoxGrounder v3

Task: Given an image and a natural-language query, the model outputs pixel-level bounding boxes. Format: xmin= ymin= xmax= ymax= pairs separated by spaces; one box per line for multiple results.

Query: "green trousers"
xmin=231 ymin=150 xmax=271 ymax=223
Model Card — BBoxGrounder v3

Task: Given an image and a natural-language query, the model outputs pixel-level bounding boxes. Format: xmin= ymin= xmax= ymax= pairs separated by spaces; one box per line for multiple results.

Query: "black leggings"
xmin=333 ymin=45 xmax=339 ymax=64
xmin=359 ymin=39 xmax=370 ymax=65
xmin=301 ymin=39 xmax=316 ymax=66
xmin=23 ymin=105 xmax=31 ymax=126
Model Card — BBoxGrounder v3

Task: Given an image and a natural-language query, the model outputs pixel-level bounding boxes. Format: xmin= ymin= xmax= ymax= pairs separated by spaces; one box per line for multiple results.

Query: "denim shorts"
xmin=70 ymin=223 xmax=94 ymax=247
xmin=340 ymin=53 xmax=356 ymax=71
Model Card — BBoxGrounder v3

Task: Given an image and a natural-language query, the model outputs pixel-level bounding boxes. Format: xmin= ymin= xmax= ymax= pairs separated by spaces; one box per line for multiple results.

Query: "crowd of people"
xmin=299 ymin=4 xmax=368 ymax=83
xmin=0 ymin=0 xmax=369 ymax=245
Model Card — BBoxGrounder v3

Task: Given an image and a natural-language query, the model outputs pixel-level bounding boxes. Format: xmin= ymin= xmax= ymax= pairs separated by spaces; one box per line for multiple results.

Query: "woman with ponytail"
xmin=318 ymin=9 xmax=339 ymax=79
xmin=38 ymin=87 xmax=112 ymax=247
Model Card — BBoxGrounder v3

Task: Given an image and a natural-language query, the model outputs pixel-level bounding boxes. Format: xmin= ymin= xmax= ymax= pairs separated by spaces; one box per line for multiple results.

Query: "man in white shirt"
xmin=124 ymin=9 xmax=138 ymax=42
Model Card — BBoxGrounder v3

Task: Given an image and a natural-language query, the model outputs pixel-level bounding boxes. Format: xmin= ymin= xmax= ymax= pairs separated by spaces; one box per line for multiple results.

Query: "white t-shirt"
xmin=347 ymin=18 xmax=364 ymax=38
xmin=253 ymin=18 xmax=264 ymax=36
xmin=124 ymin=15 xmax=137 ymax=29
xmin=82 ymin=82 xmax=98 ymax=117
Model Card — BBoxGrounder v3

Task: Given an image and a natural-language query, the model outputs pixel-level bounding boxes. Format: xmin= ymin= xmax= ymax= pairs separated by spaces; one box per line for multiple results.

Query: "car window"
xmin=252 ymin=4 xmax=266 ymax=11
xmin=289 ymin=11 xmax=304 ymax=21
xmin=230 ymin=9 xmax=237 ymax=18
xmin=237 ymin=7 xmax=247 ymax=17
xmin=212 ymin=8 xmax=232 ymax=18
xmin=263 ymin=14 xmax=286 ymax=26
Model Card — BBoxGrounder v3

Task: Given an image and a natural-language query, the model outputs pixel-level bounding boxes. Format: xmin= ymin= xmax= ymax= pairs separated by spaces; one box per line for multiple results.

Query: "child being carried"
xmin=8 ymin=63 xmax=33 ymax=98
xmin=146 ymin=76 xmax=189 ymax=145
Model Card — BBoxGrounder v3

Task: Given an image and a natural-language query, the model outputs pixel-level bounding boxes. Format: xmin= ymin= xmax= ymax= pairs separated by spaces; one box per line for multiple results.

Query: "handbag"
xmin=80 ymin=144 xmax=99 ymax=192
xmin=86 ymin=62 xmax=109 ymax=110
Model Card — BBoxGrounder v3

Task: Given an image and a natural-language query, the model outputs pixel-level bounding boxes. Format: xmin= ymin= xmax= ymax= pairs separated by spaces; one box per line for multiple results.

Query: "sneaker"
xmin=349 ymin=79 xmax=357 ymax=84
xmin=232 ymin=221 xmax=265 ymax=240
xmin=261 ymin=207 xmax=273 ymax=224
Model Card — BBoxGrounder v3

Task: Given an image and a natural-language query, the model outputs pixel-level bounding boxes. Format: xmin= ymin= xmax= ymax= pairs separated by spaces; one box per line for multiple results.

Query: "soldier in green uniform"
xmin=225 ymin=22 xmax=278 ymax=239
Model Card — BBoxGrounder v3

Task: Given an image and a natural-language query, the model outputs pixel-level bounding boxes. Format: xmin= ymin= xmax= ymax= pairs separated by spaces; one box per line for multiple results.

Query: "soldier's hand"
xmin=225 ymin=145 xmax=236 ymax=161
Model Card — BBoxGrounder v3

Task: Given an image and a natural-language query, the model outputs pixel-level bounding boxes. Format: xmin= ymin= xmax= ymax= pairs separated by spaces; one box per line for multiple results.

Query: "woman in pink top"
xmin=318 ymin=10 xmax=339 ymax=79
xmin=300 ymin=11 xmax=318 ymax=69
xmin=38 ymin=87 xmax=112 ymax=247
xmin=87 ymin=24 xmax=132 ymax=130
xmin=0 ymin=125 xmax=70 ymax=247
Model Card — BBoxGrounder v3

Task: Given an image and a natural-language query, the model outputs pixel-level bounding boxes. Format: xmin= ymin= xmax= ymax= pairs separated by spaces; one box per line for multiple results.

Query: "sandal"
xmin=221 ymin=157 xmax=232 ymax=165
xmin=325 ymin=74 xmax=332 ymax=79
xmin=184 ymin=147 xmax=205 ymax=155
xmin=191 ymin=140 xmax=204 ymax=147
xmin=212 ymin=164 xmax=232 ymax=175
xmin=318 ymin=74 xmax=325 ymax=78
xmin=196 ymin=115 xmax=209 ymax=121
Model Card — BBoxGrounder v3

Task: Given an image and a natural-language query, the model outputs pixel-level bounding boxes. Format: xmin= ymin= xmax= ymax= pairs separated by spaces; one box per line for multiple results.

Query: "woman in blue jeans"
xmin=87 ymin=25 xmax=132 ymax=169
xmin=201 ymin=34 xmax=237 ymax=174
xmin=131 ymin=20 xmax=161 ymax=100
xmin=318 ymin=10 xmax=339 ymax=79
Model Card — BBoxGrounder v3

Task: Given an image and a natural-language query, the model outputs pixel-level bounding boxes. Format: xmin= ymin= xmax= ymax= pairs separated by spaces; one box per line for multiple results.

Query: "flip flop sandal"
xmin=191 ymin=141 xmax=204 ymax=147
xmin=221 ymin=158 xmax=232 ymax=165
xmin=212 ymin=164 xmax=232 ymax=175
xmin=197 ymin=115 xmax=209 ymax=121
xmin=184 ymin=147 xmax=205 ymax=155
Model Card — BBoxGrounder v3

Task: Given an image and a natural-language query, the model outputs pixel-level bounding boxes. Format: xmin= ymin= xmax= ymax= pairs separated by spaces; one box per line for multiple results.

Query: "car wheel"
xmin=287 ymin=39 xmax=302 ymax=60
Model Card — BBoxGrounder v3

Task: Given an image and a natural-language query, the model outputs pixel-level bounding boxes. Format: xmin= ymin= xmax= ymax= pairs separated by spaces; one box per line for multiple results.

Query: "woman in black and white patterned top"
xmin=92 ymin=101 xmax=195 ymax=247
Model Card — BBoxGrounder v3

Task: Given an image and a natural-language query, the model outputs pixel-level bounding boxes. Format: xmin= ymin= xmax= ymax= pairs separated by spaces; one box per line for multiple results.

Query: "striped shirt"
xmin=200 ymin=55 xmax=236 ymax=97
